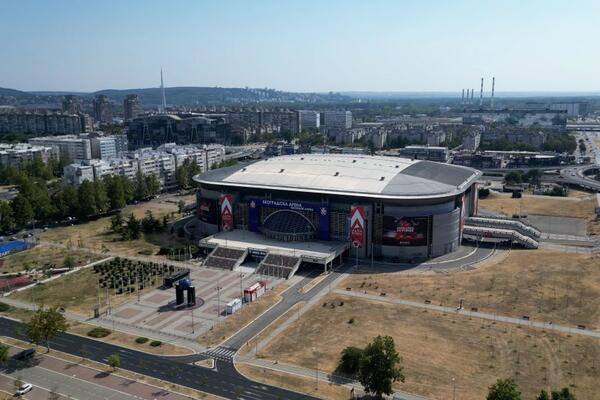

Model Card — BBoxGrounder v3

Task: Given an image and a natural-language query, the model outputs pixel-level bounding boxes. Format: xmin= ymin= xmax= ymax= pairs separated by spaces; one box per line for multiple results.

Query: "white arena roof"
xmin=195 ymin=154 xmax=481 ymax=199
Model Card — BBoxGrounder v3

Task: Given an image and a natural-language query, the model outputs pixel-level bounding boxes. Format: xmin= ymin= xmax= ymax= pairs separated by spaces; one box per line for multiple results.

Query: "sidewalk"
xmin=1 ymin=344 xmax=192 ymax=400
xmin=0 ymin=297 xmax=207 ymax=354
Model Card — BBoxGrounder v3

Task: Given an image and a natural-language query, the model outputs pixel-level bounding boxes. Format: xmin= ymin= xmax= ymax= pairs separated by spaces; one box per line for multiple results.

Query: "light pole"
xmin=191 ymin=309 xmax=195 ymax=334
xmin=452 ymin=377 xmax=456 ymax=400
xmin=215 ymin=280 xmax=222 ymax=317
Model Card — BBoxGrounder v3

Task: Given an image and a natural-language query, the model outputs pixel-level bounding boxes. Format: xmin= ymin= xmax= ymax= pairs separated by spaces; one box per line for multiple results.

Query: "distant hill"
xmin=1 ymin=86 xmax=350 ymax=106
xmin=0 ymin=87 xmax=29 ymax=97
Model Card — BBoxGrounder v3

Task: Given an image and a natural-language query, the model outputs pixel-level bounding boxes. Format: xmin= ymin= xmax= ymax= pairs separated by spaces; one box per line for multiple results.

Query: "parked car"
xmin=15 ymin=383 xmax=33 ymax=396
xmin=13 ymin=348 xmax=36 ymax=360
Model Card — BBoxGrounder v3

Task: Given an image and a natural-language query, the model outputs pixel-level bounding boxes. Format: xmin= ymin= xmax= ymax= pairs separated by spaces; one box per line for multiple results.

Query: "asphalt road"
xmin=0 ymin=317 xmax=317 ymax=400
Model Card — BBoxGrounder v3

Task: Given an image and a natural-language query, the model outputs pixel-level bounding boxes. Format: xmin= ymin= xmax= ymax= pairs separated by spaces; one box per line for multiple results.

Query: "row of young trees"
xmin=110 ymin=210 xmax=168 ymax=241
xmin=0 ymin=172 xmax=161 ymax=233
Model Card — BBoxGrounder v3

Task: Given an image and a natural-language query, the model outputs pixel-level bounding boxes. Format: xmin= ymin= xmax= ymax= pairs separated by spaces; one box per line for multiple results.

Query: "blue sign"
xmin=248 ymin=198 xmax=330 ymax=240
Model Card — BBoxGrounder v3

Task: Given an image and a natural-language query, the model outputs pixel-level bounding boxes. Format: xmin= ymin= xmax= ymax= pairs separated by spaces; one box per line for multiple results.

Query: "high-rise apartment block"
xmin=93 ymin=95 xmax=113 ymax=124
xmin=123 ymin=94 xmax=142 ymax=121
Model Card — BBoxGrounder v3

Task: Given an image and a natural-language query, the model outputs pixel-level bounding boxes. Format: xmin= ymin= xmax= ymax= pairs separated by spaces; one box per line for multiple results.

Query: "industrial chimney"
xmin=461 ymin=89 xmax=465 ymax=105
xmin=479 ymin=78 xmax=484 ymax=107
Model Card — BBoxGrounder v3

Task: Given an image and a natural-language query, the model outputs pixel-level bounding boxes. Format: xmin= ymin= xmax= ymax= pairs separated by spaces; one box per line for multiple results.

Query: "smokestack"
xmin=470 ymin=88 xmax=474 ymax=104
xmin=461 ymin=89 xmax=465 ymax=105
xmin=490 ymin=77 xmax=496 ymax=109
xmin=479 ymin=77 xmax=484 ymax=107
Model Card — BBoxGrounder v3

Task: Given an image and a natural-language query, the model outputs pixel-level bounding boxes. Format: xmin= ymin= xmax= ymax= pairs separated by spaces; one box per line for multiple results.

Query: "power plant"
xmin=461 ymin=76 xmax=496 ymax=108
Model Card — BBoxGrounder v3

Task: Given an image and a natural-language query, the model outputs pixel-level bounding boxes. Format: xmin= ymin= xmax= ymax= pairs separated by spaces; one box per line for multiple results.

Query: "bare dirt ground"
xmin=341 ymin=250 xmax=600 ymax=329
xmin=260 ymin=294 xmax=600 ymax=400
xmin=479 ymin=191 xmax=599 ymax=236
xmin=40 ymin=194 xmax=196 ymax=258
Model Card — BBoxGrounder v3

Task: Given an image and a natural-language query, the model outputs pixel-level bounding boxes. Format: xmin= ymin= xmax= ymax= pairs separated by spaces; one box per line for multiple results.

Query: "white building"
xmin=90 ymin=137 xmax=117 ymax=160
xmin=462 ymin=132 xmax=481 ymax=151
xmin=64 ymin=163 xmax=95 ymax=185
xmin=29 ymin=135 xmax=92 ymax=161
xmin=0 ymin=143 xmax=59 ymax=167
xmin=320 ymin=111 xmax=352 ymax=132
xmin=157 ymin=143 xmax=225 ymax=172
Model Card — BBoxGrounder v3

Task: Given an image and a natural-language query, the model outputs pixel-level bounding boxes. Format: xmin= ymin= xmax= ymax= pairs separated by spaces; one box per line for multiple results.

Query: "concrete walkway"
xmin=0 ymin=297 xmax=206 ymax=354
xmin=333 ymin=289 xmax=600 ymax=339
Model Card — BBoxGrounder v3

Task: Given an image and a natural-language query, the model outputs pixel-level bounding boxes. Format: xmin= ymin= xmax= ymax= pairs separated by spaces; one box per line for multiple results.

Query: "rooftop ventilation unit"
xmin=380 ymin=176 xmax=385 ymax=181
xmin=334 ymin=172 xmax=339 ymax=176
xmin=279 ymin=169 xmax=285 ymax=173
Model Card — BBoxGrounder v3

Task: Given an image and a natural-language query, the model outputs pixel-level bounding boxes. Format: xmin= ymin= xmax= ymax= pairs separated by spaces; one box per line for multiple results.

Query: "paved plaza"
xmin=107 ymin=266 xmax=285 ymax=339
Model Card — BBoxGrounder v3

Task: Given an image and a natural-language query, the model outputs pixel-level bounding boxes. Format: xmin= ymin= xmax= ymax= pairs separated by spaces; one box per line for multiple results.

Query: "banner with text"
xmin=382 ymin=216 xmax=428 ymax=246
xmin=350 ymin=206 xmax=365 ymax=248
xmin=219 ymin=194 xmax=234 ymax=231
xmin=248 ymin=198 xmax=330 ymax=240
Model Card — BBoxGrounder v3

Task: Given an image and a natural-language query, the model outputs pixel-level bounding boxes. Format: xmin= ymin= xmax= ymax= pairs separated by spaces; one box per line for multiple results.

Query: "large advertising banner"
xmin=197 ymin=198 xmax=218 ymax=224
xmin=382 ymin=216 xmax=428 ymax=246
xmin=248 ymin=198 xmax=330 ymax=240
xmin=350 ymin=206 xmax=365 ymax=248
xmin=219 ymin=194 xmax=234 ymax=231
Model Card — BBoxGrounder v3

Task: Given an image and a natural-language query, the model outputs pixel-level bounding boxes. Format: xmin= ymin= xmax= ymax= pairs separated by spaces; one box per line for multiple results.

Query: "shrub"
xmin=149 ymin=340 xmax=162 ymax=347
xmin=512 ymin=191 xmax=522 ymax=199
xmin=87 ymin=327 xmax=111 ymax=338
xmin=135 ymin=337 xmax=149 ymax=344
xmin=0 ymin=302 xmax=10 ymax=312
xmin=348 ymin=317 xmax=355 ymax=324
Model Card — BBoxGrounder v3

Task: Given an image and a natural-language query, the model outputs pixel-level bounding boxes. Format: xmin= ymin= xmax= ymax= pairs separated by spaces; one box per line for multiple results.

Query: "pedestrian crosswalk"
xmin=204 ymin=346 xmax=237 ymax=362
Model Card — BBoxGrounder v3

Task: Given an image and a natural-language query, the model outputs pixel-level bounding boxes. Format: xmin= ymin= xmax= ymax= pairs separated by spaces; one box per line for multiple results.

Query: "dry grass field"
xmin=0 ymin=245 xmax=101 ymax=273
xmin=341 ymin=250 xmax=600 ymax=329
xmin=200 ymin=283 xmax=289 ymax=347
xmin=479 ymin=191 xmax=596 ymax=219
xmin=10 ymin=267 xmax=160 ymax=317
xmin=260 ymin=294 xmax=600 ymax=400
xmin=40 ymin=194 xmax=195 ymax=257
xmin=479 ymin=191 xmax=600 ymax=236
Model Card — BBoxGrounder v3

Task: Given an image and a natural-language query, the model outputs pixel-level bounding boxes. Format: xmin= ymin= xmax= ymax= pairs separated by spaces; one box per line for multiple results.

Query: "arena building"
xmin=193 ymin=154 xmax=481 ymax=272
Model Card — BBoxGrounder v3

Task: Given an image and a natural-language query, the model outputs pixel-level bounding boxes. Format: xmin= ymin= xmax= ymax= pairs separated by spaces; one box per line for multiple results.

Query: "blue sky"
xmin=1 ymin=0 xmax=599 ymax=92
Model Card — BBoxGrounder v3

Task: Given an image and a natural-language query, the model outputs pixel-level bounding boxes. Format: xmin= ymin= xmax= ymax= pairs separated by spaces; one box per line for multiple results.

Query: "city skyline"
xmin=1 ymin=0 xmax=600 ymax=93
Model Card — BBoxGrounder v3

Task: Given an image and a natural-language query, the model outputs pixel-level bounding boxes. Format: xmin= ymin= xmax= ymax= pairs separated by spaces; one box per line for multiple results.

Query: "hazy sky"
xmin=1 ymin=0 xmax=599 ymax=93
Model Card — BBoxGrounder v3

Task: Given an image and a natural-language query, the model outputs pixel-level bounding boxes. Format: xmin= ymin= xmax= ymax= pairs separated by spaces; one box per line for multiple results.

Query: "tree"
xmin=110 ymin=212 xmax=123 ymax=232
xmin=11 ymin=193 xmax=34 ymax=227
xmin=357 ymin=336 xmax=404 ymax=398
xmin=537 ymin=390 xmax=550 ymax=400
xmin=105 ymin=175 xmax=126 ymax=210
xmin=23 ymin=307 xmax=68 ymax=352
xmin=14 ymin=376 xmax=23 ymax=393
xmin=107 ymin=353 xmax=120 ymax=371
xmin=0 ymin=343 xmax=8 ymax=366
xmin=504 ymin=171 xmax=523 ymax=185
xmin=175 ymin=162 xmax=190 ymax=189
xmin=93 ymin=180 xmax=110 ymax=214
xmin=486 ymin=378 xmax=521 ymax=400
xmin=134 ymin=172 xmax=147 ymax=201
xmin=145 ymin=173 xmax=160 ymax=197
xmin=63 ymin=255 xmax=75 ymax=270
xmin=77 ymin=180 xmax=98 ymax=219
xmin=338 ymin=346 xmax=363 ymax=376
xmin=550 ymin=388 xmax=576 ymax=400
xmin=0 ymin=200 xmax=15 ymax=232
xmin=177 ymin=200 xmax=186 ymax=214
xmin=125 ymin=214 xmax=141 ymax=240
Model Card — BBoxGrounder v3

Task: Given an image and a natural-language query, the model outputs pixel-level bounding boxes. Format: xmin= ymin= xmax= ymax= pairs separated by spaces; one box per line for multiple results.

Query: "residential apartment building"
xmin=320 ymin=111 xmax=352 ymax=132
xmin=0 ymin=110 xmax=85 ymax=135
xmin=61 ymin=95 xmax=82 ymax=114
xmin=157 ymin=143 xmax=225 ymax=172
xmin=297 ymin=110 xmax=320 ymax=132
xmin=123 ymin=94 xmax=142 ymax=121
xmin=29 ymin=135 xmax=92 ymax=161
xmin=397 ymin=145 xmax=449 ymax=163
xmin=93 ymin=95 xmax=113 ymax=124
xmin=90 ymin=137 xmax=117 ymax=159
xmin=0 ymin=143 xmax=59 ymax=167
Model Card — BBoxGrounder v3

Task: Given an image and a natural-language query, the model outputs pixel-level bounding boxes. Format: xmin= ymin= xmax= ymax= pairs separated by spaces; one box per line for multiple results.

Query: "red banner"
xmin=219 ymin=194 xmax=234 ymax=231
xmin=350 ymin=206 xmax=365 ymax=248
